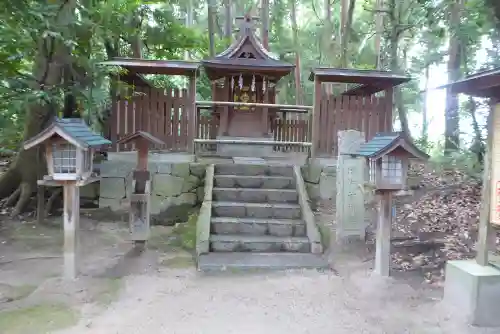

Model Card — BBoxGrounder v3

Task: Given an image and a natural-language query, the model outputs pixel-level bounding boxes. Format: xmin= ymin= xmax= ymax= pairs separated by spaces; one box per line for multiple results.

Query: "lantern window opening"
xmin=381 ymin=155 xmax=402 ymax=184
xmin=52 ymin=143 xmax=77 ymax=174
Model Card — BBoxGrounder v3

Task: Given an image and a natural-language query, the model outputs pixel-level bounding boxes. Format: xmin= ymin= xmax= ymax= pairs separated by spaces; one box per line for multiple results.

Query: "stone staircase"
xmin=197 ymin=163 xmax=327 ymax=271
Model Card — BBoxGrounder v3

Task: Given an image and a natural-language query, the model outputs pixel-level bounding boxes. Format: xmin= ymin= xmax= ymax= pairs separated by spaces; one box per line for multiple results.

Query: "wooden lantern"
xmin=24 ymin=118 xmax=111 ymax=182
xmin=23 ymin=118 xmax=111 ymax=280
xmin=356 ymin=132 xmax=429 ymax=277
xmin=358 ymin=132 xmax=429 ymax=192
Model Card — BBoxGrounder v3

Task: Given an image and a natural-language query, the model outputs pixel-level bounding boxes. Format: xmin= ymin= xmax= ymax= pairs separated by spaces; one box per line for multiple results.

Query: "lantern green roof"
xmin=356 ymin=132 xmax=429 ymax=161
xmin=23 ymin=118 xmax=111 ymax=151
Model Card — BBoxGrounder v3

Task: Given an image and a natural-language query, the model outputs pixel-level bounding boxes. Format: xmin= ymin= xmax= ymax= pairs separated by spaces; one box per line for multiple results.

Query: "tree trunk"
xmin=374 ymin=0 xmax=383 ymax=68
xmin=323 ymin=0 xmax=332 ymax=94
xmin=289 ymin=0 xmax=302 ymax=105
xmin=444 ymin=0 xmax=463 ymax=154
xmin=224 ymin=0 xmax=232 ymax=43
xmin=486 ymin=0 xmax=500 ymax=27
xmin=0 ymin=0 xmax=77 ymax=215
xmin=207 ymin=0 xmax=216 ymax=57
xmin=185 ymin=0 xmax=194 ymax=60
xmin=339 ymin=0 xmax=356 ymax=68
xmin=421 ymin=64 xmax=430 ymax=147
xmin=261 ymin=0 xmax=269 ymax=50
xmin=387 ymin=0 xmax=409 ymax=134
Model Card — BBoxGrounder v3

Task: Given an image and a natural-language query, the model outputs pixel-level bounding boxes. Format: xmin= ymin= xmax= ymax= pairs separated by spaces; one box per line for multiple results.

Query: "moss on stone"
xmin=316 ymin=221 xmax=332 ymax=251
xmin=170 ymin=212 xmax=198 ymax=251
xmin=0 ymin=303 xmax=78 ymax=334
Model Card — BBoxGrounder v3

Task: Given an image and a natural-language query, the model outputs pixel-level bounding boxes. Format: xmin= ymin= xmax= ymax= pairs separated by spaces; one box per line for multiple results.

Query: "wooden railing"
xmin=108 ymin=93 xmax=390 ymax=158
xmin=194 ymin=138 xmax=312 ymax=157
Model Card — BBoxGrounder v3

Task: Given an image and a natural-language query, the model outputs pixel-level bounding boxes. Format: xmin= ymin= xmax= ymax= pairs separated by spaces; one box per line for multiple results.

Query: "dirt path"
xmin=58 ymin=265 xmax=496 ymax=334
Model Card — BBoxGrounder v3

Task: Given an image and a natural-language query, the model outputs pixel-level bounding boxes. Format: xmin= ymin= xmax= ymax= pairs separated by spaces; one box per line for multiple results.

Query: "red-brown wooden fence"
xmin=110 ymin=87 xmax=191 ymax=152
xmin=315 ymin=93 xmax=390 ymax=156
xmin=108 ymin=91 xmax=390 ymax=156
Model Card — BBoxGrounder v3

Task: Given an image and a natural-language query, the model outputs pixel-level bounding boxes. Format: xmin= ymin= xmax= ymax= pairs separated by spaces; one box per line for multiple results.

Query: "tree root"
xmin=5 ymin=187 xmax=21 ymax=207
xmin=11 ymin=182 xmax=34 ymax=217
xmin=44 ymin=188 xmax=62 ymax=218
xmin=0 ymin=167 xmax=21 ymax=200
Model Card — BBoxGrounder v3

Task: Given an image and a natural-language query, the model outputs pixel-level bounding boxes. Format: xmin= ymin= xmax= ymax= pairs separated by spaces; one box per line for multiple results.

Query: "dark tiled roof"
xmin=56 ymin=118 xmax=111 ymax=147
xmin=356 ymin=132 xmax=430 ymax=161
xmin=23 ymin=118 xmax=111 ymax=150
xmin=356 ymin=133 xmax=401 ymax=157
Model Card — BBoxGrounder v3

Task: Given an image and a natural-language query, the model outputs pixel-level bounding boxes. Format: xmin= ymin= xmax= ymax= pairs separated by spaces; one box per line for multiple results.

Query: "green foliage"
xmin=0 ymin=0 xmax=207 ymax=149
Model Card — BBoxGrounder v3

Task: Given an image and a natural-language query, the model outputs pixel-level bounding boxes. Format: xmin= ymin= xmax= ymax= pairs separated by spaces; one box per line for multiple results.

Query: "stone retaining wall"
xmin=98 ymin=160 xmax=206 ymax=224
xmin=301 ymin=163 xmax=337 ymax=206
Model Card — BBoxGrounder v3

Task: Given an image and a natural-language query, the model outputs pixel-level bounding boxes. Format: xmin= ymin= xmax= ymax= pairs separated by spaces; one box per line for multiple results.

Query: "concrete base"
xmin=444 ymin=260 xmax=500 ymax=327
xmin=216 ymin=136 xmax=273 ymax=157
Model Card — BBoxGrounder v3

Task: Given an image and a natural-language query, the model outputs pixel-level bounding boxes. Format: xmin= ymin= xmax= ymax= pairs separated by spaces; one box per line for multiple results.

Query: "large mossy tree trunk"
xmin=0 ymin=0 xmax=77 ymax=216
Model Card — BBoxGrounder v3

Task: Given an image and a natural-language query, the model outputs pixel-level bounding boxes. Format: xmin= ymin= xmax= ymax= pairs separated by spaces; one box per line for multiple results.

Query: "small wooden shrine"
xmin=201 ymin=14 xmax=294 ymax=139
xmin=116 ymin=131 xmax=165 ymax=246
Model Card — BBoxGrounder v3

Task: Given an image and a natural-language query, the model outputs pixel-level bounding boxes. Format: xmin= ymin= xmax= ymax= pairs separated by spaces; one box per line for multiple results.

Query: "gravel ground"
xmin=58 ymin=264 xmax=498 ymax=334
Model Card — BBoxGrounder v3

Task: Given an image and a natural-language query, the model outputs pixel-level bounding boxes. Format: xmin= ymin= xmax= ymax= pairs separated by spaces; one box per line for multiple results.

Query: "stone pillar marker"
xmin=116 ymin=131 xmax=165 ymax=246
xmin=335 ymin=130 xmax=366 ymax=243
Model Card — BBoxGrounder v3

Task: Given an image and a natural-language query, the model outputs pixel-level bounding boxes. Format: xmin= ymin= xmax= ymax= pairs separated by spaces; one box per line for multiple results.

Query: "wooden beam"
xmin=196 ymin=100 xmax=313 ymax=110
xmin=194 ymin=139 xmax=312 ymax=146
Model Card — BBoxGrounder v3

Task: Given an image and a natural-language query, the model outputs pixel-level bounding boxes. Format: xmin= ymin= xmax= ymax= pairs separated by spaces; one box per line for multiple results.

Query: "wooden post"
xmin=262 ymin=83 xmax=269 ymax=135
xmin=477 ymin=103 xmax=497 ymax=265
xmin=374 ymin=191 xmax=392 ymax=276
xmin=384 ymin=87 xmax=394 ymax=131
xmin=222 ymin=76 xmax=230 ymax=136
xmin=311 ymin=77 xmax=321 ymax=159
xmin=63 ymin=183 xmax=80 ymax=280
xmin=188 ymin=73 xmax=197 ymax=154
xmin=117 ymin=132 xmax=164 ymax=246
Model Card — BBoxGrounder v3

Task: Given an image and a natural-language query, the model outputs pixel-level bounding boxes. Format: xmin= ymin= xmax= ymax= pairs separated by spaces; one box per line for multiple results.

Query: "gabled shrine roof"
xmin=201 ymin=15 xmax=294 ymax=80
xmin=356 ymin=132 xmax=429 ymax=161
xmin=116 ymin=131 xmax=165 ymax=146
xmin=24 ymin=118 xmax=111 ymax=151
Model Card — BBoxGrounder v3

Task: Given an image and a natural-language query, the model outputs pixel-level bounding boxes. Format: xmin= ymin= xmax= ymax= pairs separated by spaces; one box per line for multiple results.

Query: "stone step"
xmin=215 ymin=164 xmax=294 ymax=177
xmin=212 ymin=202 xmax=302 ymax=219
xmin=209 ymin=234 xmax=310 ymax=253
xmin=214 ymin=175 xmax=295 ymax=189
xmin=211 ymin=217 xmax=306 ymax=237
xmin=198 ymin=253 xmax=329 ymax=271
xmin=212 ymin=187 xmax=298 ymax=203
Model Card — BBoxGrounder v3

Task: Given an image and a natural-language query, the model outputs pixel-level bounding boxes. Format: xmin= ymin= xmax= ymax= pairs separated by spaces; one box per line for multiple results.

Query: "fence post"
xmin=311 ymin=77 xmax=321 ymax=160
xmin=188 ymin=73 xmax=197 ymax=154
